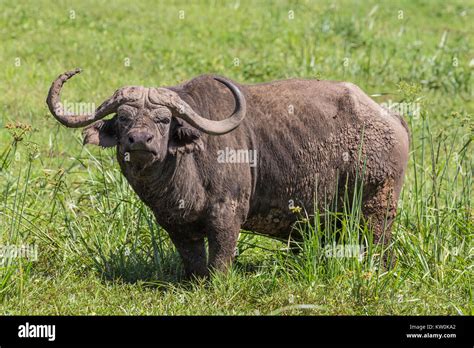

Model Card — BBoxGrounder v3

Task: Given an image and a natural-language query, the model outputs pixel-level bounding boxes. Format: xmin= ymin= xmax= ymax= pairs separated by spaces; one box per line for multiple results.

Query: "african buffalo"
xmin=46 ymin=69 xmax=409 ymax=278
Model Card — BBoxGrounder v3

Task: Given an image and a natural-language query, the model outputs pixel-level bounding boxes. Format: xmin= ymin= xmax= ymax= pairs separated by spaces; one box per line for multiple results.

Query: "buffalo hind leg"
xmin=362 ymin=177 xmax=404 ymax=268
xmin=362 ymin=178 xmax=399 ymax=245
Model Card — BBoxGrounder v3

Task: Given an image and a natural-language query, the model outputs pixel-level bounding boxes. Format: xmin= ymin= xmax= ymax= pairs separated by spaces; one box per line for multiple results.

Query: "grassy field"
xmin=0 ymin=0 xmax=472 ymax=315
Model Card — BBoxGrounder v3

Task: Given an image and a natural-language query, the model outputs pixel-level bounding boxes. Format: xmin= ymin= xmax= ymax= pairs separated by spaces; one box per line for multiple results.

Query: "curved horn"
xmin=46 ymin=68 xmax=122 ymax=128
xmin=170 ymin=77 xmax=247 ymax=135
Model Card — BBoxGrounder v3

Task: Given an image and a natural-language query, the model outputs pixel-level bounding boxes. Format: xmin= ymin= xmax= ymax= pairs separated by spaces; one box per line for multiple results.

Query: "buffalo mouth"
xmin=129 ymin=149 xmax=157 ymax=156
xmin=124 ymin=149 xmax=158 ymax=167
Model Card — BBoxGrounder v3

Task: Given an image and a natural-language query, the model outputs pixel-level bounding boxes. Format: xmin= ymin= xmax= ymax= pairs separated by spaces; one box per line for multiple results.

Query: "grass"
xmin=0 ymin=0 xmax=472 ymax=315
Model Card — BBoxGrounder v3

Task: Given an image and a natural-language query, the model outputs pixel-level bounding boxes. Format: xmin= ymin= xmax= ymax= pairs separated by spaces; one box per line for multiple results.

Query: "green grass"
xmin=0 ymin=0 xmax=472 ymax=315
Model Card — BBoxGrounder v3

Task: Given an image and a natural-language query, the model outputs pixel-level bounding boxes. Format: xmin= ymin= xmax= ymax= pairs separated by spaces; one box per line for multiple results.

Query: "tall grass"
xmin=0 ymin=124 xmax=37 ymax=300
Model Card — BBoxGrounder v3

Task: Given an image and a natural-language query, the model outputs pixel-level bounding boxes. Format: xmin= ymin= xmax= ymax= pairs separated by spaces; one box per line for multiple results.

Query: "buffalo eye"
xmin=117 ymin=111 xmax=132 ymax=123
xmin=151 ymin=107 xmax=172 ymax=124
xmin=154 ymin=116 xmax=171 ymax=124
xmin=118 ymin=114 xmax=130 ymax=123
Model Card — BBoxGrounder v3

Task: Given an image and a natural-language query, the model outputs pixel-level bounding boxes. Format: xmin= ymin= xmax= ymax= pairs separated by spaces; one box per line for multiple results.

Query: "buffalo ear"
xmin=83 ymin=118 xmax=118 ymax=147
xmin=168 ymin=119 xmax=204 ymax=155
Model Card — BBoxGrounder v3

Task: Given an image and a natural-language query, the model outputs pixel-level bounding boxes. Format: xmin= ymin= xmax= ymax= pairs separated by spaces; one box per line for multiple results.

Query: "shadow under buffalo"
xmin=94 ymin=248 xmax=184 ymax=288
xmin=93 ymin=241 xmax=276 ymax=288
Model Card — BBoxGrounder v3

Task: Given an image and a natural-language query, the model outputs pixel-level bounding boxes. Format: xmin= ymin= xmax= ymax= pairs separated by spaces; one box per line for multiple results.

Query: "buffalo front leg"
xmin=206 ymin=196 xmax=248 ymax=274
xmin=167 ymin=231 xmax=208 ymax=279
xmin=207 ymin=224 xmax=240 ymax=274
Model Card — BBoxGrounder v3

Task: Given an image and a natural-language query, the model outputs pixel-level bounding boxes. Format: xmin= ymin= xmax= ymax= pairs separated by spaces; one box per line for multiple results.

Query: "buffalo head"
xmin=46 ymin=68 xmax=246 ymax=171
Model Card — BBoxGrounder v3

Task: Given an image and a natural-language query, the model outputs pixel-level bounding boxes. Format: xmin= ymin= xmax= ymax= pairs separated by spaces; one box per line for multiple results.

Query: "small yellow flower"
xmin=362 ymin=271 xmax=373 ymax=280
xmin=290 ymin=205 xmax=302 ymax=214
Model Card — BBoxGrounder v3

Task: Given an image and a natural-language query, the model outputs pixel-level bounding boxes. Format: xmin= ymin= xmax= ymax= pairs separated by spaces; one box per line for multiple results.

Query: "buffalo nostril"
xmin=146 ymin=135 xmax=154 ymax=143
xmin=128 ymin=136 xmax=135 ymax=144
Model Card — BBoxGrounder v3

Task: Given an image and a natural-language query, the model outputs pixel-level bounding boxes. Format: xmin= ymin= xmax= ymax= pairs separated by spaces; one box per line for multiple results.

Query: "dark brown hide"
xmin=47 ymin=72 xmax=410 ymax=278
